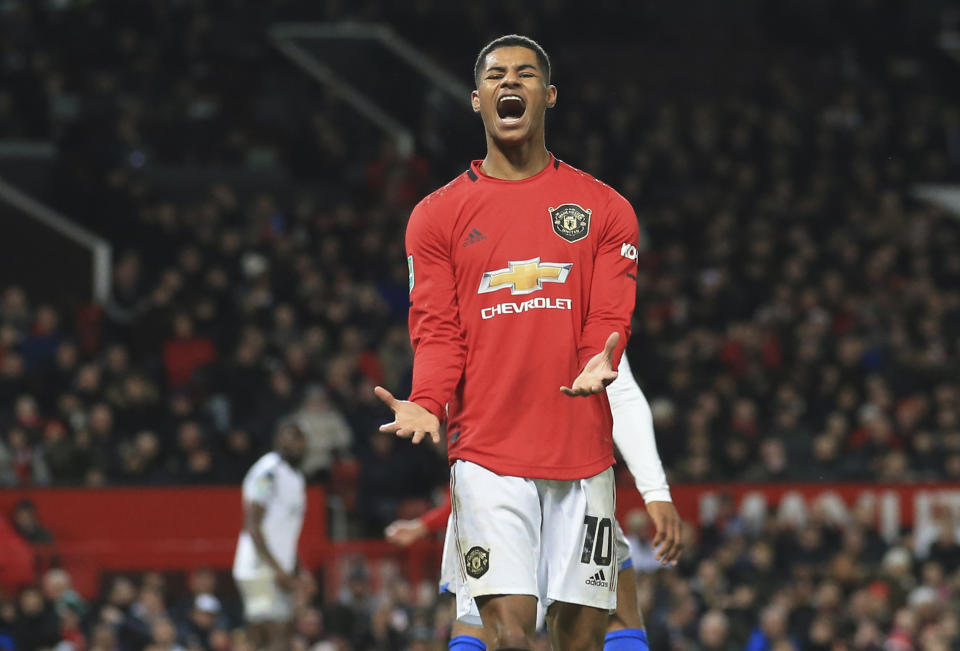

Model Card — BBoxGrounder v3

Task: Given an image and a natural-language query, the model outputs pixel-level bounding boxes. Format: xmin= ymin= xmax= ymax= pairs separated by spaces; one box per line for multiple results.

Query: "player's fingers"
xmin=560 ymin=385 xmax=576 ymax=395
xmin=379 ymin=420 xmax=401 ymax=433
xmin=671 ymin=519 xmax=685 ymax=563
xmin=374 ymin=386 xmax=398 ymax=409
xmin=602 ymin=332 xmax=619 ymax=361
xmin=411 ymin=430 xmax=425 ymax=444
xmin=660 ymin=527 xmax=678 ymax=564
xmin=652 ymin=525 xmax=666 ymax=556
xmin=394 ymin=426 xmax=413 ymax=438
xmin=430 ymin=430 xmax=441 ymax=444
xmin=661 ymin=519 xmax=680 ymax=564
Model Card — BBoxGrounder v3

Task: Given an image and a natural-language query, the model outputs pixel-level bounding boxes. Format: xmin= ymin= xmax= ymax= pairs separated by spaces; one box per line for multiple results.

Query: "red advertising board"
xmin=0 ymin=486 xmax=328 ymax=571
xmin=2 ymin=482 xmax=958 ymax=599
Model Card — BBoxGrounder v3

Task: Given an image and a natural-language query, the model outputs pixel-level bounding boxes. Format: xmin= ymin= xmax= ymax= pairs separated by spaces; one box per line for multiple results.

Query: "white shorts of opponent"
xmin=440 ymin=460 xmax=626 ymax=625
xmin=234 ymin=572 xmax=294 ymax=623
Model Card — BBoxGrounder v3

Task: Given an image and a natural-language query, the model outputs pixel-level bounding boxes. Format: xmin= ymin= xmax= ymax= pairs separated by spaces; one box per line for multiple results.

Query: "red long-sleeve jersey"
xmin=406 ymin=156 xmax=639 ymax=480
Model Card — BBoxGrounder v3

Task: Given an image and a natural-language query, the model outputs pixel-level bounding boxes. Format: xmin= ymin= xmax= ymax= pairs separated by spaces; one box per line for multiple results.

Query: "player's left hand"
xmin=647 ymin=500 xmax=684 ymax=566
xmin=561 ymin=332 xmax=619 ymax=396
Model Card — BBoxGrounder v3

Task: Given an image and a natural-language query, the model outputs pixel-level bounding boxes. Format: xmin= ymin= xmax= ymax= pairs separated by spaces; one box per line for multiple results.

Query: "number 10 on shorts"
xmin=580 ymin=515 xmax=613 ymax=565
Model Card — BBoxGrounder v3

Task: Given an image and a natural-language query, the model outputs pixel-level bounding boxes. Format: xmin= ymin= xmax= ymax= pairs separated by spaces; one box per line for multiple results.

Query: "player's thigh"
xmin=546 ymin=601 xmax=609 ymax=651
xmin=609 ymin=520 xmax=643 ymax=630
xmin=451 ymin=460 xmax=541 ymax=600
xmin=476 ymin=593 xmax=539 ymax=647
xmin=538 ymin=467 xmax=618 ymax=612
xmin=609 ymin=565 xmax=643 ymax=631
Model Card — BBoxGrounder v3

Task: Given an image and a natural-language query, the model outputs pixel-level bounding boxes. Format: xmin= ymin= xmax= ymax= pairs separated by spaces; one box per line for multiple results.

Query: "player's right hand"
xmin=561 ymin=332 xmax=620 ymax=396
xmin=374 ymin=386 xmax=441 ymax=444
xmin=385 ymin=519 xmax=427 ymax=546
xmin=275 ymin=571 xmax=298 ymax=593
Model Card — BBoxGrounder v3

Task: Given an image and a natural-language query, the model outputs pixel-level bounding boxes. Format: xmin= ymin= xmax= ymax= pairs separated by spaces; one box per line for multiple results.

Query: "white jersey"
xmin=233 ymin=452 xmax=306 ymax=580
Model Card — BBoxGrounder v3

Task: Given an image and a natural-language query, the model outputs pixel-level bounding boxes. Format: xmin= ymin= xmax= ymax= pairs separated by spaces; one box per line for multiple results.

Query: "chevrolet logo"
xmin=477 ymin=258 xmax=573 ymax=295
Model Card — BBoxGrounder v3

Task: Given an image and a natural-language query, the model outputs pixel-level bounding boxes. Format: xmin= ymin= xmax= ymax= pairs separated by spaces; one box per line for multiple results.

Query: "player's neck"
xmin=480 ymin=137 xmax=551 ymax=180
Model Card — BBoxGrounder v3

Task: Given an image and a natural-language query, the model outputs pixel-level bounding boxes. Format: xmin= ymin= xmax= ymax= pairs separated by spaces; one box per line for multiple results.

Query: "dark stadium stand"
xmin=1 ymin=0 xmax=960 ymax=649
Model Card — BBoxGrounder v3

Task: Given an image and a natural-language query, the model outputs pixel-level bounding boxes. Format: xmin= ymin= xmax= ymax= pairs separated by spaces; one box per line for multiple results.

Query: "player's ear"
xmin=471 ymin=90 xmax=481 ymax=113
xmin=546 ymin=84 xmax=557 ymax=109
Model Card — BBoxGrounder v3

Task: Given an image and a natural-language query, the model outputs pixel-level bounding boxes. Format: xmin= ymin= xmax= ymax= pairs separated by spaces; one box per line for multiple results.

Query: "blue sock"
xmin=604 ymin=628 xmax=648 ymax=651
xmin=449 ymin=634 xmax=486 ymax=651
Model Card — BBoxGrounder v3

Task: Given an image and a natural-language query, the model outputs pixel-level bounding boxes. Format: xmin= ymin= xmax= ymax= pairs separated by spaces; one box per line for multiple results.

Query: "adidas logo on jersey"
xmin=462 ymin=228 xmax=487 ymax=247
xmin=585 ymin=569 xmax=608 ymax=587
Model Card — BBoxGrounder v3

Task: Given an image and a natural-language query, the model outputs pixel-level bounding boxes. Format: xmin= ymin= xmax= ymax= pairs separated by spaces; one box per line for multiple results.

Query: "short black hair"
xmin=474 ymin=34 xmax=551 ymax=86
xmin=274 ymin=420 xmax=303 ymax=444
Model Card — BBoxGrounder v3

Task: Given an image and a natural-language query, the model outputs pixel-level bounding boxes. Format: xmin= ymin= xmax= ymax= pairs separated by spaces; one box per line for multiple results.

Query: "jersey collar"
xmin=467 ymin=154 xmax=559 ymax=184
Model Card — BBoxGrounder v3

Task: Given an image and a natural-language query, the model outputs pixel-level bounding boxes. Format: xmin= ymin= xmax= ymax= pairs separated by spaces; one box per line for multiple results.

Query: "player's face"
xmin=278 ymin=427 xmax=307 ymax=467
xmin=472 ymin=46 xmax=556 ymax=145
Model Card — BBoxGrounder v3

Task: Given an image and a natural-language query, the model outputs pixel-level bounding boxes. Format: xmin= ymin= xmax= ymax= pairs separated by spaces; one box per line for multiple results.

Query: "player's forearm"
xmin=246 ymin=521 xmax=284 ymax=574
xmin=578 ymin=198 xmax=639 ymax=370
xmin=608 ymin=356 xmax=672 ymax=503
xmin=405 ymin=204 xmax=467 ymax=419
xmin=418 ymin=496 xmax=452 ymax=534
xmin=407 ymin=339 xmax=466 ymax=421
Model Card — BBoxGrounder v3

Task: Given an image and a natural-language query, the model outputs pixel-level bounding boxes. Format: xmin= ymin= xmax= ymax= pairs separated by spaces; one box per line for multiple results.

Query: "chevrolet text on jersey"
xmin=481 ymin=296 xmax=573 ymax=320
xmin=405 ymin=155 xmax=639 ymax=480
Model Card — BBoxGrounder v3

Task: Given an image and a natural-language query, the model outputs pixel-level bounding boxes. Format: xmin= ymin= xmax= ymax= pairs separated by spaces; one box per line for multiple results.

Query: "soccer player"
xmin=387 ymin=353 xmax=683 ymax=651
xmin=232 ymin=422 xmax=307 ymax=651
xmin=376 ymin=34 xmax=643 ymax=650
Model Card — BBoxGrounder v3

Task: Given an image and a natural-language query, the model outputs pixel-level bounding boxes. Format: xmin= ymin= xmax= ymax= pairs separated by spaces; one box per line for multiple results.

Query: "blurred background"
xmin=1 ymin=0 xmax=960 ymax=649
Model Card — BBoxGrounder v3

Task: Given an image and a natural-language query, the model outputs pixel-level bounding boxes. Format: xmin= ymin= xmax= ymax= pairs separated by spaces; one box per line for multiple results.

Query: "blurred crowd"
xmin=1 ymin=0 xmax=958 ymax=496
xmin=1 ymin=0 xmax=960 ymax=648
xmin=2 ymin=503 xmax=959 ymax=650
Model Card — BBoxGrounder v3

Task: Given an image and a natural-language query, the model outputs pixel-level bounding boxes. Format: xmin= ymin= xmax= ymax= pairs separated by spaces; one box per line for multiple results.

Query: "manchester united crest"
xmin=464 ymin=546 xmax=489 ymax=578
xmin=549 ymin=204 xmax=591 ymax=243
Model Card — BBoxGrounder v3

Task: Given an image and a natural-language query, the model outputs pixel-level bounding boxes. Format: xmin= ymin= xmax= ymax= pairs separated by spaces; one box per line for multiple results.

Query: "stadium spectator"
xmin=11 ymin=499 xmax=53 ymax=543
xmin=13 ymin=586 xmax=59 ymax=650
xmin=163 ymin=313 xmax=217 ymax=392
xmin=40 ymin=568 xmax=85 ymax=619
xmin=295 ymin=385 xmax=353 ymax=483
xmin=149 ymin=616 xmax=187 ymax=651
xmin=694 ymin=609 xmax=736 ymax=651
xmin=178 ymin=593 xmax=226 ymax=651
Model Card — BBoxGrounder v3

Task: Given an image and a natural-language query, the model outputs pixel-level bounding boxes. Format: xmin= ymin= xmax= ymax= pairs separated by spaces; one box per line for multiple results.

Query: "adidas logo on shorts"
xmin=585 ymin=569 xmax=608 ymax=588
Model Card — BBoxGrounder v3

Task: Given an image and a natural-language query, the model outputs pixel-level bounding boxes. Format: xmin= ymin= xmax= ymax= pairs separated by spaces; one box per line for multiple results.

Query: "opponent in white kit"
xmin=233 ymin=422 xmax=307 ymax=651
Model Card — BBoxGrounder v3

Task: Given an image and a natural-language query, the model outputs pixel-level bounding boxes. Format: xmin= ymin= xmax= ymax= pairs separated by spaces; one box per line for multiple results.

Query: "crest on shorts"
xmin=549 ymin=204 xmax=591 ymax=243
xmin=464 ymin=546 xmax=489 ymax=579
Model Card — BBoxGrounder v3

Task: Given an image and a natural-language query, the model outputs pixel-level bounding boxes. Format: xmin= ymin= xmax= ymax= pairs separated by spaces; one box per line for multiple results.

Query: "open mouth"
xmin=497 ymin=94 xmax=526 ymax=123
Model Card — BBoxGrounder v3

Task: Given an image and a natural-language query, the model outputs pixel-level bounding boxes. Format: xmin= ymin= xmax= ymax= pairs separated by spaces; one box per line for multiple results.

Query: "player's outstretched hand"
xmin=385 ymin=519 xmax=427 ymax=546
xmin=647 ymin=500 xmax=684 ymax=566
xmin=561 ymin=332 xmax=620 ymax=396
xmin=374 ymin=386 xmax=441 ymax=444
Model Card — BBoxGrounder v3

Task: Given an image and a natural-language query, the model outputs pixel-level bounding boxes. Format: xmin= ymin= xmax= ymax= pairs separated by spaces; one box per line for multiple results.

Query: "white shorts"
xmin=449 ymin=460 xmax=618 ymax=618
xmin=615 ymin=520 xmax=634 ymax=573
xmin=440 ymin=508 xmax=634 ymax=626
xmin=235 ymin=574 xmax=293 ymax=623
